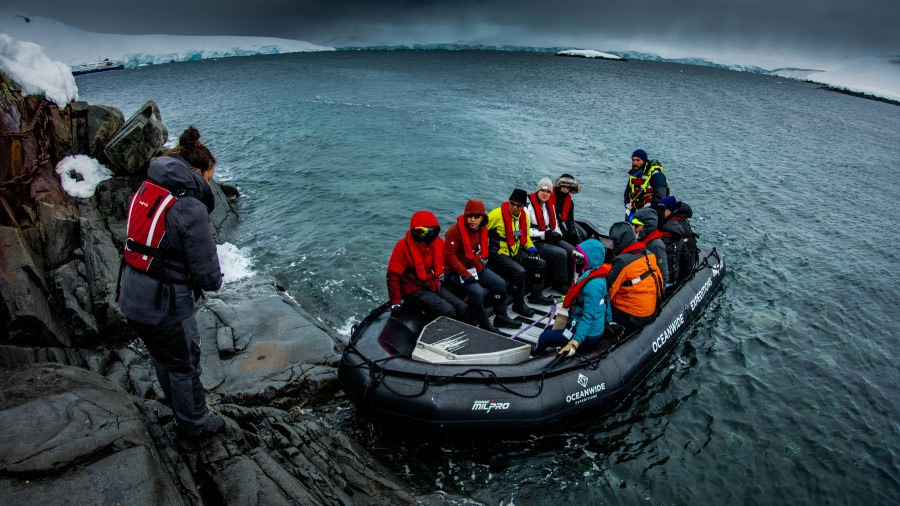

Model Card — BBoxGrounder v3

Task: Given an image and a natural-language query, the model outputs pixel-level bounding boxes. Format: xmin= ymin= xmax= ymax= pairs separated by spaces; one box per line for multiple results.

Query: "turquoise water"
xmin=77 ymin=51 xmax=899 ymax=504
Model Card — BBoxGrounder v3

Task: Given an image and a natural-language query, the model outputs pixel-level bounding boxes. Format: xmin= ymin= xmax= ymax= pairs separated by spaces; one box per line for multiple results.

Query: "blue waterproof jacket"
xmin=569 ymin=239 xmax=612 ymax=345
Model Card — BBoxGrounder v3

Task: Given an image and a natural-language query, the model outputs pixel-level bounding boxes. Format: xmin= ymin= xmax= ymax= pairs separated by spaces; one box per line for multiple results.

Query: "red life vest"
xmin=639 ymin=229 xmax=663 ymax=245
xmin=528 ymin=193 xmax=556 ymax=231
xmin=124 ymin=180 xmax=179 ymax=272
xmin=627 ymin=162 xmax=663 ymax=208
xmin=563 ymin=263 xmax=612 ymax=309
xmin=501 ymin=201 xmax=528 ymax=247
xmin=550 ymin=190 xmax=572 ymax=222
xmin=403 ymin=233 xmax=444 ymax=281
xmin=456 ymin=215 xmax=488 ymax=261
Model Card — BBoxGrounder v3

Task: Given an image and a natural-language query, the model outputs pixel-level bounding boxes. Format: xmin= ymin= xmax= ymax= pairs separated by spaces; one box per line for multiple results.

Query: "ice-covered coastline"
xmin=2 ymin=11 xmax=898 ymax=104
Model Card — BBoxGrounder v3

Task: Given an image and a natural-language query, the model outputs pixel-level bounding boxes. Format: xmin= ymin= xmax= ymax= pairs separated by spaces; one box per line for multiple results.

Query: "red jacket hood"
xmin=410 ymin=210 xmax=440 ymax=229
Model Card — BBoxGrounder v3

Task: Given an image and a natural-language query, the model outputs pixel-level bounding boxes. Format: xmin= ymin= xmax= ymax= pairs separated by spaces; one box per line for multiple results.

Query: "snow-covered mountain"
xmin=1 ymin=11 xmax=898 ymax=104
xmin=0 ymin=12 xmax=333 ymax=69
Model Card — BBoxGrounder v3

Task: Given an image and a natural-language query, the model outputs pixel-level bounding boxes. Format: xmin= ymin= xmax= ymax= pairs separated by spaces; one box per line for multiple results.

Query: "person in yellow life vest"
xmin=624 ymin=149 xmax=668 ymax=221
xmin=486 ymin=189 xmax=551 ymax=318
xmin=606 ymin=221 xmax=664 ymax=331
xmin=386 ymin=210 xmax=469 ymax=322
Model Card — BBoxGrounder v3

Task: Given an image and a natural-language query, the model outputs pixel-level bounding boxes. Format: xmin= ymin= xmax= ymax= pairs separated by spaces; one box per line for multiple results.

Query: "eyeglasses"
xmin=509 ymin=202 xmax=525 ymax=208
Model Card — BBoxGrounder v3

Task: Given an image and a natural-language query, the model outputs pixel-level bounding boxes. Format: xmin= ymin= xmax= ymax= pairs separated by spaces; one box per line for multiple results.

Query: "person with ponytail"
xmin=444 ymin=200 xmax=522 ymax=333
xmin=118 ymin=125 xmax=224 ymax=440
xmin=387 ymin=210 xmax=468 ymax=323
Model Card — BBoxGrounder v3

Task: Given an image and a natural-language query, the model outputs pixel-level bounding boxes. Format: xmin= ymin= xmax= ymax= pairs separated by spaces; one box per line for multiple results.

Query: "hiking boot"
xmin=552 ymin=282 xmax=571 ymax=295
xmin=480 ymin=321 xmax=502 ymax=334
xmin=493 ymin=314 xmax=522 ymax=329
xmin=528 ymin=293 xmax=554 ymax=305
xmin=177 ymin=416 xmax=226 ymax=441
xmin=512 ymin=302 xmax=536 ymax=317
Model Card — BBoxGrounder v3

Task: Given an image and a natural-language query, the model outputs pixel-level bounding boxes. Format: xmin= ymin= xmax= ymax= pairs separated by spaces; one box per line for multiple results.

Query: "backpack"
xmin=118 ymin=180 xmax=194 ymax=313
xmin=124 ymin=179 xmax=182 ymax=272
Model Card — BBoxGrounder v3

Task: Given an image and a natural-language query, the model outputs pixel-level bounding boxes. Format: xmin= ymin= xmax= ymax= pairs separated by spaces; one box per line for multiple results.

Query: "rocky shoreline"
xmin=0 ymin=77 xmax=420 ymax=504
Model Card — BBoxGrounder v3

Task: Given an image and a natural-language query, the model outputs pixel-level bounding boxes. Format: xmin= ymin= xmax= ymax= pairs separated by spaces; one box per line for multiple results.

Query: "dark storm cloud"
xmin=6 ymin=0 xmax=899 ymax=57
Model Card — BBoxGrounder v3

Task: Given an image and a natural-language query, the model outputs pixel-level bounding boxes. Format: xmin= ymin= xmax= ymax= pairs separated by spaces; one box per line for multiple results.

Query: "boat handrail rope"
xmin=344 ymin=346 xmax=553 ymax=399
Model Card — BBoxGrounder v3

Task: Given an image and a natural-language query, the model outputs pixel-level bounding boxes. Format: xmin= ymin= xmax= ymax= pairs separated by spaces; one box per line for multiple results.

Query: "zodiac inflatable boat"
xmin=338 ymin=221 xmax=725 ymax=431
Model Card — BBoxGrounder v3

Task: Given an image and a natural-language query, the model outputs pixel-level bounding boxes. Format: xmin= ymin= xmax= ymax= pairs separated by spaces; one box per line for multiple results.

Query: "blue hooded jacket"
xmin=569 ymin=239 xmax=612 ymax=345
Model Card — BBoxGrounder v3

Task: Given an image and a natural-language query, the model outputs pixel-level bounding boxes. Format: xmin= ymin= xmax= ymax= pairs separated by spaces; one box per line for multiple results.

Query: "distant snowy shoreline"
xmin=1 ymin=11 xmax=898 ymax=105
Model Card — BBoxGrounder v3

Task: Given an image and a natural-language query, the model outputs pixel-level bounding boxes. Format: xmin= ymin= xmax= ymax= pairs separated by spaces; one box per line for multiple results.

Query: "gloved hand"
xmin=572 ymin=250 xmax=586 ymax=266
xmin=545 ymin=230 xmax=562 ymax=243
xmin=558 ymin=339 xmax=579 ymax=357
xmin=390 ymin=304 xmax=402 ymax=314
xmin=625 ymin=202 xmax=633 ymax=211
xmin=526 ymin=247 xmax=540 ymax=263
xmin=463 ymin=276 xmax=477 ymax=285
xmin=607 ymin=321 xmax=624 ymax=338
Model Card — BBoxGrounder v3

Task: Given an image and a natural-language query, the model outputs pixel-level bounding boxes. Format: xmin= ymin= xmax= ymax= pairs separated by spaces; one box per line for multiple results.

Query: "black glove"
xmin=390 ymin=304 xmax=402 ymax=314
xmin=463 ymin=276 xmax=477 ymax=285
xmin=544 ymin=231 xmax=562 ymax=243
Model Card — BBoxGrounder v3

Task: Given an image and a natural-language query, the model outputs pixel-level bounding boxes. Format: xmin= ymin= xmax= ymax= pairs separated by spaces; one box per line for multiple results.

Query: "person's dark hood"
xmin=609 ymin=221 xmax=636 ymax=255
xmin=673 ymin=202 xmax=693 ymax=220
xmin=147 ymin=155 xmax=215 ymax=213
xmin=633 ymin=207 xmax=658 ymax=240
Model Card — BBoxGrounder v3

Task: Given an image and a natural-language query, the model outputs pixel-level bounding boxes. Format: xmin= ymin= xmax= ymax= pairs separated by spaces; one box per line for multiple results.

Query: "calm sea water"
xmin=77 ymin=51 xmax=900 ymax=505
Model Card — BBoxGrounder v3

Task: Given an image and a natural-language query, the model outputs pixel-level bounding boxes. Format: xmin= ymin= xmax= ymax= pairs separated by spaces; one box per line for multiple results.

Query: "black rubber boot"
xmin=511 ymin=284 xmax=536 ymax=317
xmin=493 ymin=314 xmax=522 ymax=329
xmin=528 ymin=282 xmax=554 ymax=305
xmin=478 ymin=312 xmax=502 ymax=334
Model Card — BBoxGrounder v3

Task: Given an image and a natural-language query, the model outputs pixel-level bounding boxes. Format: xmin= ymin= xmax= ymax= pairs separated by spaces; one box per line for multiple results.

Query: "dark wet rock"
xmin=1 ymin=84 xmax=416 ymax=504
xmin=36 ymin=201 xmax=80 ymax=271
xmin=47 ymin=259 xmax=99 ymax=340
xmin=69 ymin=101 xmax=125 ymax=163
xmin=217 ymin=326 xmax=236 ymax=357
xmin=201 ymin=404 xmax=418 ymax=506
xmin=0 ymin=364 xmax=184 ymax=504
xmin=197 ymin=275 xmax=342 ymax=406
xmin=77 ymin=198 xmax=130 ymax=336
xmin=0 ymin=225 xmax=69 ymax=346
xmin=103 ymin=100 xmax=168 ymax=176
xmin=209 ymin=180 xmax=241 ymax=241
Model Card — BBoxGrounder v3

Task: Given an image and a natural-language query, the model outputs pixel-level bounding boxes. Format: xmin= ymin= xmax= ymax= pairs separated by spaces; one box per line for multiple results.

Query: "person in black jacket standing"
xmin=118 ymin=126 xmax=225 ymax=440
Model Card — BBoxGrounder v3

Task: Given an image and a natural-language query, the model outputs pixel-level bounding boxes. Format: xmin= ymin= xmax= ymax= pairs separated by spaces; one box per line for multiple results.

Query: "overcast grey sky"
xmin=5 ymin=1 xmax=898 ymax=64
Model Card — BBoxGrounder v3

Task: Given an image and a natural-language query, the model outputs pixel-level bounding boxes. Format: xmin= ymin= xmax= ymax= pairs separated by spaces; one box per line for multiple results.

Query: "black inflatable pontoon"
xmin=339 ymin=221 xmax=725 ymax=431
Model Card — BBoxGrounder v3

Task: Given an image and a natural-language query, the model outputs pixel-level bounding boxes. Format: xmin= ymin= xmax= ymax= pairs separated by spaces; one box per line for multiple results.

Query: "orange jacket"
xmin=608 ymin=241 xmax=663 ymax=318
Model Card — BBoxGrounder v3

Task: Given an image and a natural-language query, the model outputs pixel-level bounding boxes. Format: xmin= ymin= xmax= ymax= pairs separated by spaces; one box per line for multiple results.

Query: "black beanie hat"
xmin=509 ymin=188 xmax=528 ymax=204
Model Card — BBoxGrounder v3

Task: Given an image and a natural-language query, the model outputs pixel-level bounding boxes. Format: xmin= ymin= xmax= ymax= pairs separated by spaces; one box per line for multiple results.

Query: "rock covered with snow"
xmin=0 ymin=33 xmax=77 ymax=106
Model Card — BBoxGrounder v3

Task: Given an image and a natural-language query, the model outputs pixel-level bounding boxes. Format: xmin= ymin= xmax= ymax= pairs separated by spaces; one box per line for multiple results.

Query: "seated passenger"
xmin=526 ymin=177 xmax=575 ymax=293
xmin=657 ymin=196 xmax=698 ymax=284
xmin=486 ymin=189 xmax=550 ymax=317
xmin=534 ymin=239 xmax=618 ymax=356
xmin=387 ymin=210 xmax=468 ymax=322
xmin=606 ymin=222 xmax=664 ymax=332
xmin=444 ymin=199 xmax=522 ymax=333
xmin=632 ymin=207 xmax=669 ymax=286
xmin=551 ymin=173 xmax=582 ymax=245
